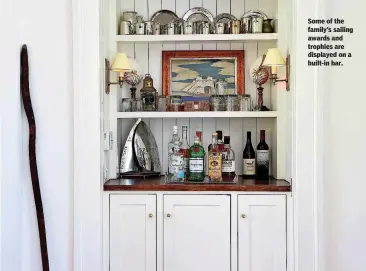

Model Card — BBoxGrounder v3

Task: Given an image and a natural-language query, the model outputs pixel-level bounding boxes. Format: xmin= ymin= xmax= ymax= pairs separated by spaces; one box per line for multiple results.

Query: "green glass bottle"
xmin=189 ymin=136 xmax=205 ymax=182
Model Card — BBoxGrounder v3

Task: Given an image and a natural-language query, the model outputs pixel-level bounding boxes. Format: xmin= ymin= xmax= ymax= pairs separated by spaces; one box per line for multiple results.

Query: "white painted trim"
xmin=72 ymin=0 xmax=103 ymax=270
xmin=116 ymin=111 xmax=278 ymax=119
xmin=115 ymin=33 xmax=279 ymax=43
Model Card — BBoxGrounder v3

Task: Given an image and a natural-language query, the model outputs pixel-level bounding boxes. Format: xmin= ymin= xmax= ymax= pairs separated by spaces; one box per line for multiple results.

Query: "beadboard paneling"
xmin=116 ymin=0 xmax=278 ymax=175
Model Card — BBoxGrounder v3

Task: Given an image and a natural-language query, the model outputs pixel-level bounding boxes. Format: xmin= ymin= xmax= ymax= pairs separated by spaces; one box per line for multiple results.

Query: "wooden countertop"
xmin=104 ymin=176 xmax=291 ymax=192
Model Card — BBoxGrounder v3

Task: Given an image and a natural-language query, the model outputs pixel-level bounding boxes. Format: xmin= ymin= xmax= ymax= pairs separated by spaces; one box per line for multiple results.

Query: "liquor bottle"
xmin=170 ymin=141 xmax=185 ymax=182
xmin=256 ymin=130 xmax=270 ymax=180
xmin=195 ymin=131 xmax=202 ymax=146
xmin=168 ymin=126 xmax=180 ymax=175
xmin=222 ymin=136 xmax=235 ymax=181
xmin=208 ymin=132 xmax=222 ymax=181
xmin=208 ymin=130 xmax=224 ymax=151
xmin=189 ymin=136 xmax=205 ymax=181
xmin=243 ymin=131 xmax=256 ymax=178
xmin=180 ymin=125 xmax=190 ymax=179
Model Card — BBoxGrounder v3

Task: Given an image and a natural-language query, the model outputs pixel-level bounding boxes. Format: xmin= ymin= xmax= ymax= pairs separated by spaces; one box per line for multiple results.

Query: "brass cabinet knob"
xmin=148 ymin=213 xmax=153 ymax=218
xmin=166 ymin=213 xmax=171 ymax=218
xmin=241 ymin=214 xmax=246 ymax=218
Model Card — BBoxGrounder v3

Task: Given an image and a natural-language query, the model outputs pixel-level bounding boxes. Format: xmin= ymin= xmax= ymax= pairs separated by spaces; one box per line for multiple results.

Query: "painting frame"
xmin=162 ymin=50 xmax=245 ymax=97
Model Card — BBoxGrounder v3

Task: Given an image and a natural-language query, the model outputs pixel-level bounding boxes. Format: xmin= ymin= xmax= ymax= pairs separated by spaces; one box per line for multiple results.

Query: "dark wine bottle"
xmin=256 ymin=130 xmax=269 ymax=180
xmin=243 ymin=131 xmax=256 ymax=178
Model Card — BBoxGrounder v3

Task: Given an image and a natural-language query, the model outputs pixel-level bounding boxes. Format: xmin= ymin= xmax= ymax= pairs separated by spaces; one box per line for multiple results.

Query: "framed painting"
xmin=162 ymin=50 xmax=244 ymax=97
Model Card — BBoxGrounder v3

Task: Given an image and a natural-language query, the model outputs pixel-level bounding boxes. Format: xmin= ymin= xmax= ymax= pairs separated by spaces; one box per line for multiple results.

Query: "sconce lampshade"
xmin=111 ymin=53 xmax=131 ymax=72
xmin=263 ymin=48 xmax=286 ymax=66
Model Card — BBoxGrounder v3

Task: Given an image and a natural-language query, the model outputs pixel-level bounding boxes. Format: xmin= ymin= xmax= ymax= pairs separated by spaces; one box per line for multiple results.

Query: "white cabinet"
xmin=163 ymin=195 xmax=231 ymax=271
xmin=109 ymin=195 xmax=156 ymax=271
xmin=238 ymin=195 xmax=287 ymax=271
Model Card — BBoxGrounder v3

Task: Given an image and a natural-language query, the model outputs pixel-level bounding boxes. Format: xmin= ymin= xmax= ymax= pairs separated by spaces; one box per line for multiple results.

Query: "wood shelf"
xmin=116 ymin=111 xmax=278 ymax=119
xmin=104 ymin=176 xmax=291 ymax=192
xmin=115 ymin=33 xmax=278 ymax=43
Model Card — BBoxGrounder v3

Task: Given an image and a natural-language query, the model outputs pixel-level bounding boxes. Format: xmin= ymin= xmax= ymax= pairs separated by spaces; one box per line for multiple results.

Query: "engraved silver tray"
xmin=214 ymin=13 xmax=237 ymax=24
xmin=242 ymin=10 xmax=268 ymax=19
xmin=150 ymin=9 xmax=179 ymax=25
xmin=182 ymin=7 xmax=214 ymax=24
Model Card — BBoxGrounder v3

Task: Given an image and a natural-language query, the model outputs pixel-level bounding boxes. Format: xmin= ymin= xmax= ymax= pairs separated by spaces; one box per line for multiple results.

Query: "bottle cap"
xmin=216 ymin=130 xmax=223 ymax=140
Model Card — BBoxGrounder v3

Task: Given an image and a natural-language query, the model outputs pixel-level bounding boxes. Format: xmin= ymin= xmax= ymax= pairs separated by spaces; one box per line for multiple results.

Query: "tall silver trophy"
xmin=119 ymin=118 xmax=161 ymax=177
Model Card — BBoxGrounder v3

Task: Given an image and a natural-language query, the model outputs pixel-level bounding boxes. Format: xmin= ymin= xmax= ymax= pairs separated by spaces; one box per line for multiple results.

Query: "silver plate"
xmin=182 ymin=7 xmax=214 ymax=23
xmin=214 ymin=13 xmax=237 ymax=24
xmin=242 ymin=10 xmax=268 ymax=20
xmin=150 ymin=9 xmax=179 ymax=25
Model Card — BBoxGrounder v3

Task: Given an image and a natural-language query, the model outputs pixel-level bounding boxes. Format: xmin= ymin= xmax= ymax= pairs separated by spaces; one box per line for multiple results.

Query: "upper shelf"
xmin=115 ymin=33 xmax=278 ymax=43
xmin=117 ymin=111 xmax=277 ymax=119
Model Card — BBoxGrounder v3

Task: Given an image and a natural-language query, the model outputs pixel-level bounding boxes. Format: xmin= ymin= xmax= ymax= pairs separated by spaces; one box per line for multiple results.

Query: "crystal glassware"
xmin=210 ymin=95 xmax=225 ymax=111
xmin=121 ymin=98 xmax=132 ymax=112
xmin=158 ymin=95 xmax=169 ymax=112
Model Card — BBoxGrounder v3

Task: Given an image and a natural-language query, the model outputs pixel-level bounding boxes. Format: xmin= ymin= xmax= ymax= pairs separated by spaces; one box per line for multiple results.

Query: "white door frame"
xmin=71 ymin=0 xmax=323 ymax=271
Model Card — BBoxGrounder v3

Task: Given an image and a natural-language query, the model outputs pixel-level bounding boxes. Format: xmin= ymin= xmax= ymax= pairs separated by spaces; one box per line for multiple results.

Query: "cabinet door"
xmin=110 ymin=195 xmax=156 ymax=271
xmin=238 ymin=195 xmax=286 ymax=271
xmin=164 ymin=195 xmax=231 ymax=271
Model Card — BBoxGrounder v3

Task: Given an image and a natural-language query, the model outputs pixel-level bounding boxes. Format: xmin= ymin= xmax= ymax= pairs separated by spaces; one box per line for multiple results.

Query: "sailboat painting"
xmin=171 ymin=59 xmax=236 ymax=96
xmin=162 ymin=51 xmax=245 ymax=97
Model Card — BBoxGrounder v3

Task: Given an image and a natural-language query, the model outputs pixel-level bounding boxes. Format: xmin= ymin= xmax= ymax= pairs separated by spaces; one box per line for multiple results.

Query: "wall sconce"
xmin=263 ymin=48 xmax=290 ymax=91
xmin=105 ymin=53 xmax=131 ymax=94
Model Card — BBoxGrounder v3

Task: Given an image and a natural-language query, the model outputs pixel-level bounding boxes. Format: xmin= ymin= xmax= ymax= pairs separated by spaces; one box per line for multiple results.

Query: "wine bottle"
xmin=243 ymin=131 xmax=256 ymax=178
xmin=256 ymin=130 xmax=269 ymax=180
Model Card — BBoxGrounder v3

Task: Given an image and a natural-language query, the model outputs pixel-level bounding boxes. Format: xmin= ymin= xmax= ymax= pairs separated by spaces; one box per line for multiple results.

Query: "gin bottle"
xmin=189 ymin=136 xmax=205 ymax=182
xmin=168 ymin=125 xmax=180 ymax=175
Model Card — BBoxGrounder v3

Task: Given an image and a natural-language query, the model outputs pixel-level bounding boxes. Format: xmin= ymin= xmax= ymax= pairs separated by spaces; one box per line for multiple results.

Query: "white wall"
xmin=321 ymin=0 xmax=366 ymax=270
xmin=1 ymin=0 xmax=73 ymax=270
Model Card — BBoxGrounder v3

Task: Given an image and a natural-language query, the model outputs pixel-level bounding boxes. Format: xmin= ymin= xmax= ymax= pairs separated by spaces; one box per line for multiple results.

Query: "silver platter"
xmin=150 ymin=9 xmax=179 ymax=25
xmin=214 ymin=13 xmax=237 ymax=24
xmin=182 ymin=7 xmax=214 ymax=23
xmin=242 ymin=10 xmax=268 ymax=19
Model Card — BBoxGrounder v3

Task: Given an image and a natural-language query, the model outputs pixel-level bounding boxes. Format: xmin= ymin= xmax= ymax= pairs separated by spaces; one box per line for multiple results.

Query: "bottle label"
xmin=243 ymin=159 xmax=256 ymax=175
xmin=222 ymin=160 xmax=235 ymax=173
xmin=189 ymin=158 xmax=204 ymax=172
xmin=208 ymin=154 xmax=222 ymax=179
xmin=171 ymin=155 xmax=184 ymax=178
xmin=256 ymin=150 xmax=269 ymax=167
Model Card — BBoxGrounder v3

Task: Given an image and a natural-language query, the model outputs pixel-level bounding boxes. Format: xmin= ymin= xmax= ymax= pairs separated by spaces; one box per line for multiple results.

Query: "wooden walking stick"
xmin=20 ymin=44 xmax=50 ymax=271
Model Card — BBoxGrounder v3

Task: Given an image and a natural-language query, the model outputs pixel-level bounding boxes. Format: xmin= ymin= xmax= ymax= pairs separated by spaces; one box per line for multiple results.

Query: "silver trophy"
xmin=119 ymin=118 xmax=161 ymax=177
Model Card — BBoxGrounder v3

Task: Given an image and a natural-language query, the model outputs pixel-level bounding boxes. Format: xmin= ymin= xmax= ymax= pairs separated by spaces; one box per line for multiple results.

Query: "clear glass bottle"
xmin=256 ymin=130 xmax=270 ymax=180
xmin=189 ymin=136 xmax=205 ymax=182
xmin=222 ymin=136 xmax=236 ymax=176
xmin=168 ymin=125 xmax=180 ymax=175
xmin=208 ymin=132 xmax=222 ymax=182
xmin=170 ymin=142 xmax=185 ymax=182
xmin=179 ymin=125 xmax=190 ymax=179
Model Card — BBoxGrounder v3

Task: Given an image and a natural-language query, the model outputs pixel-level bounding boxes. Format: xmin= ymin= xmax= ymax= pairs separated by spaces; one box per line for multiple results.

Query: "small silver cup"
xmin=135 ymin=22 xmax=145 ymax=35
xmin=241 ymin=17 xmax=252 ymax=33
xmin=215 ymin=22 xmax=225 ymax=34
xmin=144 ymin=21 xmax=153 ymax=35
xmin=231 ymin=20 xmax=241 ymax=34
xmin=184 ymin=22 xmax=193 ymax=34
xmin=153 ymin=23 xmax=161 ymax=35
xmin=120 ymin=21 xmax=131 ymax=35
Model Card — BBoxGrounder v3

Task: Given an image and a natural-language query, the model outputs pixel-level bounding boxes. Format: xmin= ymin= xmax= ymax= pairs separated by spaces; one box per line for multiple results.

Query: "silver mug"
xmin=184 ymin=21 xmax=193 ymax=34
xmin=241 ymin=17 xmax=252 ymax=33
xmin=122 ymin=11 xmax=138 ymax=34
xmin=251 ymin=16 xmax=263 ymax=33
xmin=167 ymin=22 xmax=175 ymax=35
xmin=215 ymin=22 xmax=225 ymax=34
xmin=153 ymin=23 xmax=161 ymax=35
xmin=120 ymin=21 xmax=131 ymax=35
xmin=144 ymin=21 xmax=153 ymax=35
xmin=231 ymin=20 xmax=241 ymax=34
xmin=135 ymin=22 xmax=145 ymax=35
